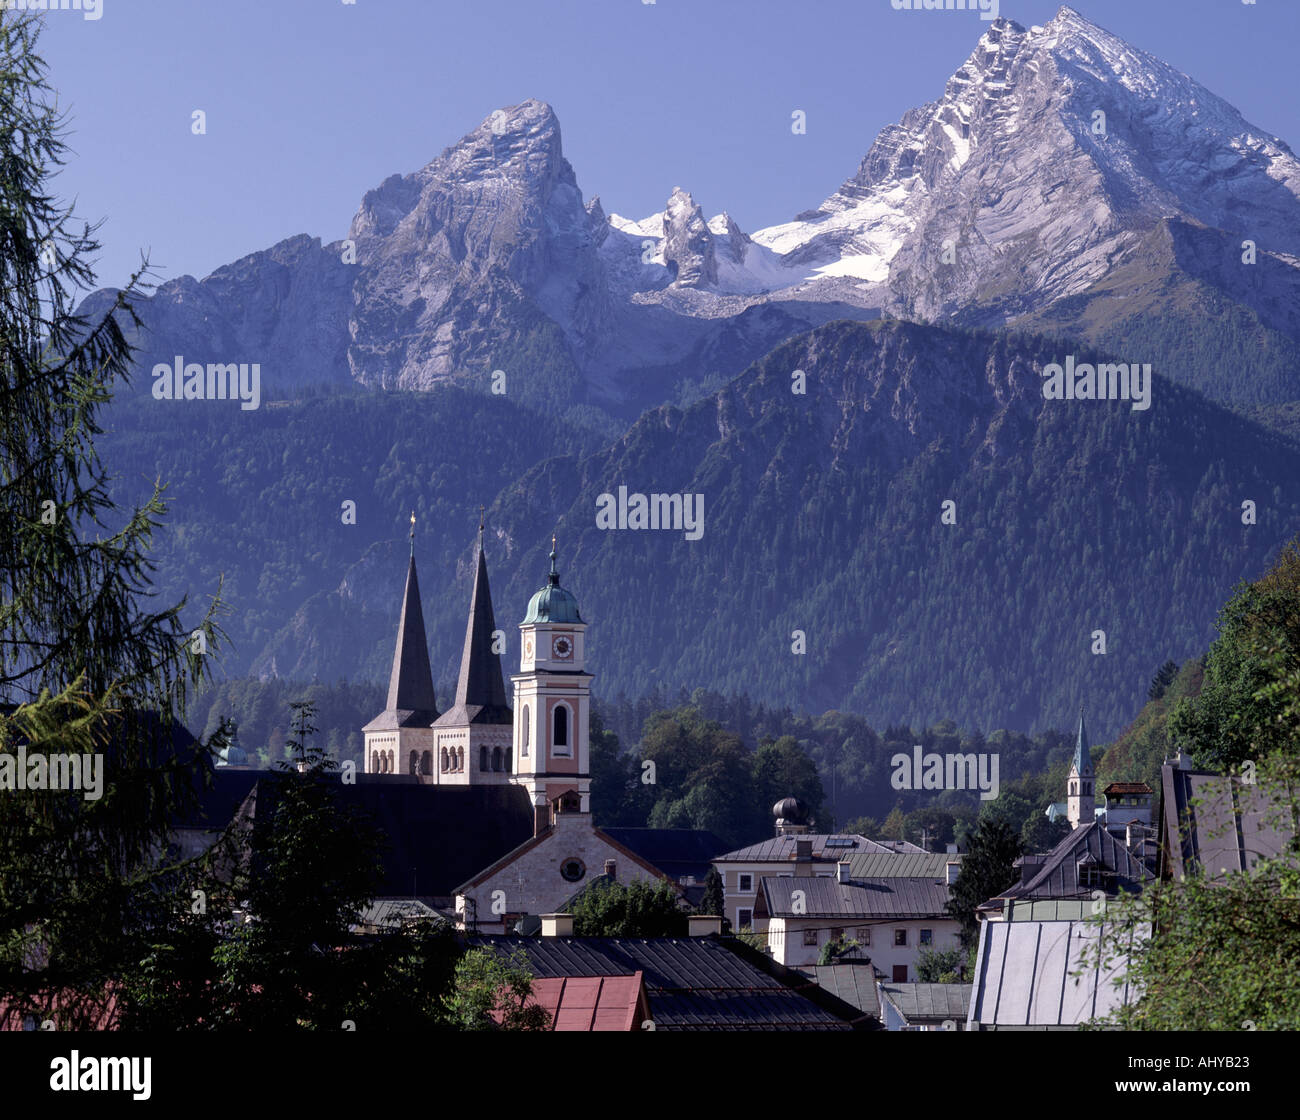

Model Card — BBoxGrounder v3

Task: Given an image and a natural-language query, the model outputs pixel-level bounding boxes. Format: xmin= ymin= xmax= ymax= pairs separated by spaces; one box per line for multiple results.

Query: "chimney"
xmin=946 ymin=843 xmax=958 ymax=855
xmin=688 ymin=915 xmax=722 ymax=938
xmin=836 ymin=860 xmax=851 ymax=884
xmin=604 ymin=858 xmax=617 ymax=879
xmin=540 ymin=913 xmax=574 ymax=938
xmin=946 ymin=860 xmax=962 ymax=886
xmin=533 ymin=800 xmax=550 ymax=836
xmin=794 ymin=838 xmax=813 ymax=877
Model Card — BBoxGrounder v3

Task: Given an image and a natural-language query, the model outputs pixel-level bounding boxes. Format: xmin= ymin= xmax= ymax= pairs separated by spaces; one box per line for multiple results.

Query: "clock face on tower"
xmin=524 ymin=637 xmax=534 ymax=659
xmin=552 ymin=635 xmax=573 ymax=661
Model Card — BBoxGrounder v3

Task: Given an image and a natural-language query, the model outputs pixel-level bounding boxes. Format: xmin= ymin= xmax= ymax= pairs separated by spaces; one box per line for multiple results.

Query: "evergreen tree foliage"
xmin=0 ymin=11 xmax=223 ymax=1029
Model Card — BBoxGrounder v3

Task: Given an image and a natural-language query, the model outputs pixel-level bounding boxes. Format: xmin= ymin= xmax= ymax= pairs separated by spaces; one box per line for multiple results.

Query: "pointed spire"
xmin=1072 ymin=705 xmax=1092 ymax=775
xmin=442 ymin=527 xmax=510 ymax=723
xmin=383 ymin=552 xmax=439 ymax=719
xmin=549 ymin=532 xmax=560 ymax=587
xmin=409 ymin=510 xmax=416 ymax=556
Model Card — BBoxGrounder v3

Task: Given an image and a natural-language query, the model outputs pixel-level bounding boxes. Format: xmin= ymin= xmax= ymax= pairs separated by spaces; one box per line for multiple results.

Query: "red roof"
xmin=494 ymin=971 xmax=647 ymax=1031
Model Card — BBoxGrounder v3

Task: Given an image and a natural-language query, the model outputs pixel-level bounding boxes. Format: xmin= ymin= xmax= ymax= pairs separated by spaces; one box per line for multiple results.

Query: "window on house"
xmin=894 ymin=928 xmax=908 ymax=946
xmin=736 ymin=908 xmax=753 ymax=930
xmin=830 ymin=927 xmax=843 ymax=944
xmin=858 ymin=927 xmax=871 ymax=945
xmin=892 ymin=965 xmax=908 ymax=983
xmin=803 ymin=928 xmax=820 ymax=947
xmin=738 ymin=873 xmax=754 ymax=893
xmin=920 ymin=928 xmax=933 ymax=945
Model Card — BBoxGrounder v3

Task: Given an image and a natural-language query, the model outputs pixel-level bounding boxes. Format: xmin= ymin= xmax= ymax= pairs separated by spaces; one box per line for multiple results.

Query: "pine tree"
xmin=945 ymin=817 xmax=1021 ymax=947
xmin=0 ymin=11 xmax=224 ymax=1029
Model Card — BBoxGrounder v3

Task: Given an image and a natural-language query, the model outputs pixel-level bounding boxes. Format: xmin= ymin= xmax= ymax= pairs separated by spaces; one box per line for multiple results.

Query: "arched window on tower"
xmin=457 ymin=746 xmax=465 ymax=772
xmin=387 ymin=750 xmax=395 ymax=773
xmin=440 ymin=747 xmax=449 ymax=773
xmin=409 ymin=750 xmax=418 ymax=775
xmin=480 ymin=745 xmax=489 ymax=772
xmin=521 ymin=706 xmax=530 ymax=757
xmin=370 ymin=751 xmax=378 ymax=772
xmin=505 ymin=746 xmax=513 ymax=772
xmin=553 ymin=704 xmax=570 ymax=756
xmin=492 ymin=746 xmax=502 ymax=772
xmin=421 ymin=750 xmax=432 ymax=775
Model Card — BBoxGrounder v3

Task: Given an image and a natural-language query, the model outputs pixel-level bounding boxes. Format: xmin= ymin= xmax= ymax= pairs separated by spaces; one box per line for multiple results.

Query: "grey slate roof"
xmin=435 ymin=541 xmax=512 ymax=728
xmin=600 ymin=828 xmax=730 ymax=882
xmin=759 ymin=875 xmax=952 ymax=919
xmin=879 ymin=983 xmax=973 ymax=1022
xmin=967 ymin=918 xmax=1146 ymax=1029
xmin=1159 ymin=762 xmax=1294 ymax=881
xmin=364 ymin=555 xmax=439 ymax=730
xmin=466 ymin=936 xmax=864 ymax=1030
xmin=997 ymin=822 xmax=1153 ymax=902
xmin=847 ymin=852 xmax=959 ymax=879
xmin=799 ymin=962 xmax=883 ymax=1020
xmin=714 ymin=834 xmax=924 ymax=862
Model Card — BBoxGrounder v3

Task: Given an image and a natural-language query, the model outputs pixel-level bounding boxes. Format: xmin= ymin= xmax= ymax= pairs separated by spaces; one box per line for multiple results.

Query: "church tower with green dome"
xmin=511 ymin=536 xmax=592 ymax=831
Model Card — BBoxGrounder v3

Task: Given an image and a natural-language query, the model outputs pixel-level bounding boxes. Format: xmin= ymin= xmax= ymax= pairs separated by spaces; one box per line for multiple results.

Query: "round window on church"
xmin=560 ymin=858 xmax=586 ymax=883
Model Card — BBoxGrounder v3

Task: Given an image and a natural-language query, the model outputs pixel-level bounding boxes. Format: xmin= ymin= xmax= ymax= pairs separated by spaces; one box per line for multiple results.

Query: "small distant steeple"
xmin=1072 ymin=705 xmax=1093 ymax=775
xmin=1067 ymin=704 xmax=1095 ymax=829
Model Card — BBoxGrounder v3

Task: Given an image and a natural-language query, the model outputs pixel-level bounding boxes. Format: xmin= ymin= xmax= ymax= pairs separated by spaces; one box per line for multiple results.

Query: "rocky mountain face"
xmin=87 ymin=6 xmax=1300 ymax=412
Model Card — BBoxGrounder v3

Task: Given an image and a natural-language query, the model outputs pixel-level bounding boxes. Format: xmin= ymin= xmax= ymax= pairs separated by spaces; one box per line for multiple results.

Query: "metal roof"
xmin=1160 ymin=763 xmax=1293 ymax=881
xmin=760 ymin=875 xmax=952 ymax=919
xmin=800 ymin=963 xmax=883 ymax=1019
xmin=466 ymin=936 xmax=858 ymax=1030
xmin=879 ymin=983 xmax=973 ymax=1022
xmin=999 ymin=822 xmax=1153 ymax=901
xmin=715 ymin=834 xmax=924 ymax=862
xmin=967 ymin=919 xmax=1146 ymax=1029
xmin=847 ymin=852 xmax=959 ymax=879
xmin=1003 ymin=899 xmax=1093 ymax=922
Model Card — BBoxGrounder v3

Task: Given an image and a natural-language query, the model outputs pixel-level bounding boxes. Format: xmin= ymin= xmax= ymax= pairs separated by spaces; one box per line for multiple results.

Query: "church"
xmin=359 ymin=520 xmax=672 ymax=931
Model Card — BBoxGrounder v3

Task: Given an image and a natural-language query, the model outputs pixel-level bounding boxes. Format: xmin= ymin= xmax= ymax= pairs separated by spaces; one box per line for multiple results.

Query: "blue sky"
xmin=34 ymin=0 xmax=1300 ymax=291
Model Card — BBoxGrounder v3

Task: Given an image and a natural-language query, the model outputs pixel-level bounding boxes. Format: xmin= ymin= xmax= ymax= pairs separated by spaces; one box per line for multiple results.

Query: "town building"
xmin=751 ymin=861 xmax=961 ymax=977
xmin=712 ymin=802 xmax=925 ymax=932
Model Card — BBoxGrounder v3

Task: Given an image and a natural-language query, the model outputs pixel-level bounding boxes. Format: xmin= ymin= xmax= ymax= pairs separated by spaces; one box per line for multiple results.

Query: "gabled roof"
xmin=1103 ymin=782 xmax=1153 ymax=797
xmin=967 ymin=918 xmax=1146 ymax=1029
xmin=798 ymin=961 xmax=883 ymax=1020
xmin=758 ymin=876 xmax=953 ymax=920
xmin=364 ymin=555 xmax=439 ymax=731
xmin=1159 ymin=762 xmax=1294 ymax=881
xmin=714 ymin=834 xmax=924 ymax=862
xmin=600 ymin=828 xmax=729 ymax=881
xmin=879 ymin=982 xmax=973 ymax=1022
xmin=435 ymin=541 xmax=511 ymax=728
xmin=465 ymin=936 xmax=863 ymax=1030
xmin=453 ymin=818 xmax=672 ymax=895
xmin=997 ymin=822 xmax=1153 ymax=902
